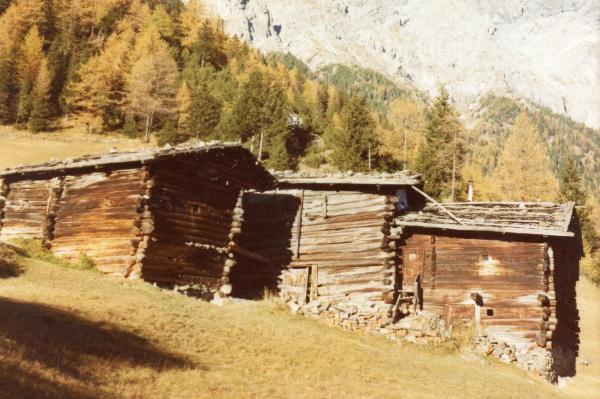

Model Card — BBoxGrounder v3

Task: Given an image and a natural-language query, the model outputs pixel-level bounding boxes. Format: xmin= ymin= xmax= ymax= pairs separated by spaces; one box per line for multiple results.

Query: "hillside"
xmin=0 ymin=244 xmax=598 ymax=398
xmin=204 ymin=0 xmax=600 ymax=129
xmin=0 ymin=128 xmax=147 ymax=169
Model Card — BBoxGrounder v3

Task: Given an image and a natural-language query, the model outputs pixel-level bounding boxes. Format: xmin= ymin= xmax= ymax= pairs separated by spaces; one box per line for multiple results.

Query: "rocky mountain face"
xmin=203 ymin=0 xmax=600 ymax=129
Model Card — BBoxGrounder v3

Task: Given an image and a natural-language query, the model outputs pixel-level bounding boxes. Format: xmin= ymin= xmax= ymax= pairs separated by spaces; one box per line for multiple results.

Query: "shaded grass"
xmin=1 ymin=255 xmax=588 ymax=399
xmin=0 ymin=243 xmax=24 ymax=278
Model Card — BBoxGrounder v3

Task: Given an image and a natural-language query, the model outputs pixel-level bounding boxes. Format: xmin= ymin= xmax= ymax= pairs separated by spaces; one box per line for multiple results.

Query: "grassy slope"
xmin=0 ymin=126 xmax=148 ymax=169
xmin=1 ymin=252 xmax=599 ymax=398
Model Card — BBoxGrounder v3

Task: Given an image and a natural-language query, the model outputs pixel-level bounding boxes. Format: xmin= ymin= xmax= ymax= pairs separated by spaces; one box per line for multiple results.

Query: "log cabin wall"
xmin=50 ymin=169 xmax=145 ymax=276
xmin=232 ymin=192 xmax=300 ymax=299
xmin=398 ymin=230 xmax=563 ymax=351
xmin=140 ymin=158 xmax=242 ymax=296
xmin=547 ymin=222 xmax=581 ymax=377
xmin=269 ymin=189 xmax=397 ymax=304
xmin=0 ymin=178 xmax=56 ymax=242
xmin=0 ymin=144 xmax=275 ymax=293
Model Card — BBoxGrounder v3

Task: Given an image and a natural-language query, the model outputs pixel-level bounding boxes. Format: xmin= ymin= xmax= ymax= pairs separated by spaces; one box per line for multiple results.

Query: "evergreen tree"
xmin=27 ymin=57 xmax=51 ymax=131
xmin=267 ymin=130 xmax=291 ymax=170
xmin=415 ymin=86 xmax=465 ymax=200
xmin=16 ymin=25 xmax=44 ymax=124
xmin=229 ymin=70 xmax=271 ymax=142
xmin=327 ymin=95 xmax=377 ymax=172
xmin=188 ymin=81 xmax=222 ymax=140
xmin=188 ymin=20 xmax=226 ymax=69
xmin=558 ymin=153 xmax=598 ymax=252
xmin=493 ymin=112 xmax=557 ymax=201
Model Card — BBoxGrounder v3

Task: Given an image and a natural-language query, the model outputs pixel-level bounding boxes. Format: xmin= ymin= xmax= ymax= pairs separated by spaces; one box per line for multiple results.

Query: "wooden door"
xmin=403 ymin=244 xmax=425 ymax=288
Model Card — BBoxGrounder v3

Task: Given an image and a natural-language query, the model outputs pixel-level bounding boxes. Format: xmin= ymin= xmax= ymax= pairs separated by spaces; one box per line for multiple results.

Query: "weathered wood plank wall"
xmin=51 ymin=169 xmax=145 ymax=275
xmin=254 ymin=189 xmax=397 ymax=303
xmin=400 ymin=232 xmax=554 ymax=349
xmin=232 ymin=192 xmax=299 ymax=298
xmin=0 ymin=179 xmax=53 ymax=242
xmin=141 ymin=160 xmax=241 ymax=291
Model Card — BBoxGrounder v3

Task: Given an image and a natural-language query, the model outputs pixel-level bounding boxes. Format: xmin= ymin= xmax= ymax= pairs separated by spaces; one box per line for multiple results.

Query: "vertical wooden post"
xmin=368 ymin=141 xmax=372 ymax=171
xmin=403 ymin=123 xmax=408 ymax=170
xmin=258 ymin=131 xmax=264 ymax=162
xmin=295 ymin=190 xmax=304 ymax=259
xmin=450 ymin=127 xmax=458 ymax=201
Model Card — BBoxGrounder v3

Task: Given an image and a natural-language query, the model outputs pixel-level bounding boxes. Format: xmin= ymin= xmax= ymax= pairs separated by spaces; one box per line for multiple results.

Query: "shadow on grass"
xmin=0 ymin=243 xmax=25 ymax=279
xmin=0 ymin=297 xmax=202 ymax=398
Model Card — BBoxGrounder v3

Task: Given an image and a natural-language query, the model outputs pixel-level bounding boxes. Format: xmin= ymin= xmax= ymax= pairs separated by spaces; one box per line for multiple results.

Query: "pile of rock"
xmin=474 ymin=335 xmax=555 ymax=381
xmin=291 ymin=299 xmax=447 ymax=344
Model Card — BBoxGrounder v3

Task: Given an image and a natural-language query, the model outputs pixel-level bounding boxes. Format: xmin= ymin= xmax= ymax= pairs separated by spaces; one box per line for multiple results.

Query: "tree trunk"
xmin=450 ymin=128 xmax=458 ymax=201
xmin=403 ymin=122 xmax=408 ymax=170
xmin=144 ymin=111 xmax=152 ymax=143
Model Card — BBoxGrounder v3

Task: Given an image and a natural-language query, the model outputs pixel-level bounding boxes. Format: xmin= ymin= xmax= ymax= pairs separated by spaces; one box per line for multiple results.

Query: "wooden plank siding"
xmin=141 ymin=159 xmax=242 ymax=290
xmin=0 ymin=179 xmax=54 ymax=242
xmin=241 ymin=189 xmax=396 ymax=303
xmin=51 ymin=169 xmax=145 ymax=276
xmin=399 ymin=232 xmax=553 ymax=349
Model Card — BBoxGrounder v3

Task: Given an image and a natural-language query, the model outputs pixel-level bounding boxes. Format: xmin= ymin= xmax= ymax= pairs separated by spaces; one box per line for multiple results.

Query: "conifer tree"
xmin=189 ymin=20 xmax=227 ymax=69
xmin=415 ymin=86 xmax=465 ymax=200
xmin=327 ymin=95 xmax=377 ymax=172
xmin=558 ymin=153 xmax=598 ymax=251
xmin=179 ymin=0 xmax=204 ymax=49
xmin=230 ymin=70 xmax=270 ymax=142
xmin=493 ymin=112 xmax=558 ymax=201
xmin=126 ymin=27 xmax=179 ymax=142
xmin=267 ymin=131 xmax=291 ymax=170
xmin=188 ymin=81 xmax=222 ymax=140
xmin=64 ymin=29 xmax=133 ymax=131
xmin=176 ymin=81 xmax=192 ymax=134
xmin=16 ymin=25 xmax=44 ymax=123
xmin=27 ymin=57 xmax=51 ymax=132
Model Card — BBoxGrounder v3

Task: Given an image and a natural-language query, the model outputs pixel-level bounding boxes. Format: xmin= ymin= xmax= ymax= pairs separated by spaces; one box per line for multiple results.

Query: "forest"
xmin=0 ymin=0 xmax=598 ymax=280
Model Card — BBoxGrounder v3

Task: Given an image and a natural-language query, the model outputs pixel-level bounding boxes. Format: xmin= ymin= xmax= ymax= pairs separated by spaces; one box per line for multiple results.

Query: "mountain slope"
xmin=204 ymin=0 xmax=600 ymax=129
xmin=1 ymin=244 xmax=598 ymax=398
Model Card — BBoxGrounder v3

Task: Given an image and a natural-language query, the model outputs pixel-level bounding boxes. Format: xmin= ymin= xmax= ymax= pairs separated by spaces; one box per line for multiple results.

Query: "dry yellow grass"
xmin=0 ymin=125 xmax=149 ymax=169
xmin=1 ymin=248 xmax=598 ymax=398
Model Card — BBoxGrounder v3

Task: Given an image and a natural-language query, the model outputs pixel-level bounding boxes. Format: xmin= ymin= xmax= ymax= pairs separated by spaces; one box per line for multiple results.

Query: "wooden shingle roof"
xmin=393 ymin=202 xmax=577 ymax=237
xmin=0 ymin=142 xmax=276 ymax=191
xmin=274 ymin=170 xmax=421 ymax=188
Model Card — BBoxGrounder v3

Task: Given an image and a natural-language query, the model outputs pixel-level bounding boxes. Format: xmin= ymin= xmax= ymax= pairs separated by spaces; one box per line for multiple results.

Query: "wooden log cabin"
xmin=392 ymin=201 xmax=582 ymax=376
xmin=233 ymin=171 xmax=423 ymax=300
xmin=238 ymin=174 xmax=581 ymax=378
xmin=0 ymin=143 xmax=274 ymax=298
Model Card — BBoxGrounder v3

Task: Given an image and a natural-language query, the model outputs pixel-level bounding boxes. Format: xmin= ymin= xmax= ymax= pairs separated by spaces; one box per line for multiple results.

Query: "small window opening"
xmin=481 ymin=255 xmax=492 ymax=262
xmin=486 ymin=308 xmax=494 ymax=317
xmin=192 ymin=204 xmax=199 ymax=213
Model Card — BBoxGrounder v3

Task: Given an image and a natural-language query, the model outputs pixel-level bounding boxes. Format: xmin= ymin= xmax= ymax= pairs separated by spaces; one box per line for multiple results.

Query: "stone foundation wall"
xmin=288 ymin=298 xmax=556 ymax=381
xmin=474 ymin=335 xmax=555 ymax=381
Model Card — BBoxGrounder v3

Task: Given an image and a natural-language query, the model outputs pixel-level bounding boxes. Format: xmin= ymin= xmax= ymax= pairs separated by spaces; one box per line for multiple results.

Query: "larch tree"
xmin=125 ymin=27 xmax=179 ymax=143
xmin=327 ymin=95 xmax=377 ymax=172
xmin=64 ymin=29 xmax=133 ymax=131
xmin=415 ymin=86 xmax=465 ymax=200
xmin=16 ymin=25 xmax=45 ymax=124
xmin=179 ymin=0 xmax=204 ymax=49
xmin=176 ymin=81 xmax=192 ymax=134
xmin=383 ymin=98 xmax=425 ymax=170
xmin=27 ymin=57 xmax=51 ymax=132
xmin=492 ymin=112 xmax=558 ymax=201
xmin=189 ymin=20 xmax=227 ymax=69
